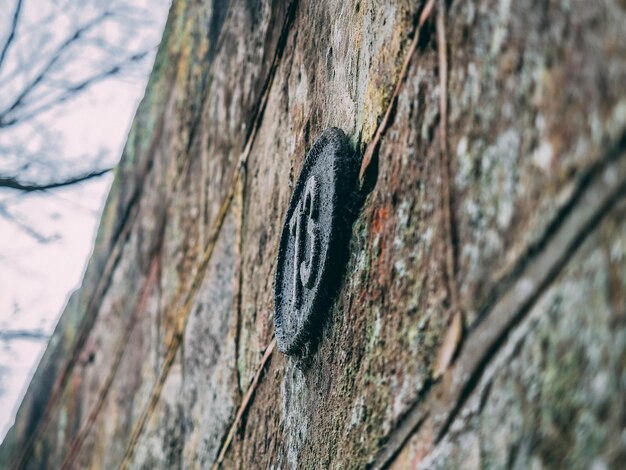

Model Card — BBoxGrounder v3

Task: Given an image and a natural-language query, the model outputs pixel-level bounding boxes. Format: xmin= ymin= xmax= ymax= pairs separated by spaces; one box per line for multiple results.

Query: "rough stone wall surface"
xmin=1 ymin=0 xmax=625 ymax=468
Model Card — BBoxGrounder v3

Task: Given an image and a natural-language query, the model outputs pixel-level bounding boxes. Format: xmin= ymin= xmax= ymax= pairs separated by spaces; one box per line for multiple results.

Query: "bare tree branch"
xmin=0 ymin=0 xmax=24 ymax=72
xmin=0 ymin=203 xmax=60 ymax=243
xmin=0 ymin=329 xmax=49 ymax=342
xmin=0 ymin=51 xmax=149 ymax=128
xmin=0 ymin=167 xmax=113 ymax=192
xmin=0 ymin=12 xmax=110 ymax=123
xmin=0 ymin=0 xmax=168 ymax=247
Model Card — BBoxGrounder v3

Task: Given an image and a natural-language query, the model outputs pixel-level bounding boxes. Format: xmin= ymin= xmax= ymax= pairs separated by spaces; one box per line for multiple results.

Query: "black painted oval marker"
xmin=274 ymin=127 xmax=359 ymax=357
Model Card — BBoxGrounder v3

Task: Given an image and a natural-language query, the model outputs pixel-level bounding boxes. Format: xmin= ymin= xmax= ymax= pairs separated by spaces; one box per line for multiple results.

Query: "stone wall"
xmin=1 ymin=0 xmax=625 ymax=468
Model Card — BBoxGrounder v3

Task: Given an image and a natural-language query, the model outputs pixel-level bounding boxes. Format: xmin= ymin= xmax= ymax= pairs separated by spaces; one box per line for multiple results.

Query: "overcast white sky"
xmin=0 ymin=0 xmax=171 ymax=440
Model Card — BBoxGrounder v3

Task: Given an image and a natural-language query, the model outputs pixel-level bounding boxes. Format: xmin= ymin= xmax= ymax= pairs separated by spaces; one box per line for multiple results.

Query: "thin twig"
xmin=0 ymin=329 xmax=49 ymax=342
xmin=0 ymin=12 xmax=110 ymax=121
xmin=0 ymin=167 xmax=112 ymax=192
xmin=212 ymin=338 xmax=276 ymax=469
xmin=432 ymin=0 xmax=463 ymax=379
xmin=0 ymin=0 xmax=24 ymax=72
xmin=0 ymin=52 xmax=148 ymax=128
xmin=0 ymin=203 xmax=60 ymax=243
xmin=358 ymin=0 xmax=437 ymax=184
xmin=436 ymin=0 xmax=460 ymax=312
